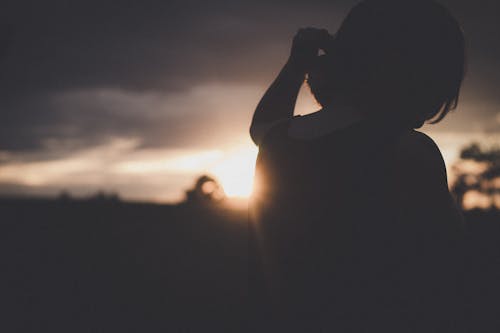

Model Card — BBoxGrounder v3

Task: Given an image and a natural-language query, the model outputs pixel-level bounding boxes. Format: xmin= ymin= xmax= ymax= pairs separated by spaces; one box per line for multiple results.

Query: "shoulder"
xmin=396 ymin=130 xmax=443 ymax=158
xmin=392 ymin=130 xmax=465 ymax=232
xmin=393 ymin=130 xmax=448 ymax=188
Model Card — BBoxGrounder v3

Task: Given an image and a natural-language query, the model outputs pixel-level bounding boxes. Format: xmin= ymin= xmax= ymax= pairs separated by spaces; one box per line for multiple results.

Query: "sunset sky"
xmin=0 ymin=0 xmax=499 ymax=202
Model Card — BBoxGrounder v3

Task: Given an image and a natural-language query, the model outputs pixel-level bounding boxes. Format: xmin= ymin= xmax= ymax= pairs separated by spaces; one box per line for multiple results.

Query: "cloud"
xmin=0 ymin=136 xmax=254 ymax=202
xmin=0 ymin=0 xmax=499 ymax=154
xmin=0 ymin=0 xmax=348 ymax=98
xmin=0 ymin=84 xmax=265 ymax=151
xmin=0 ymin=0 xmax=499 ymax=200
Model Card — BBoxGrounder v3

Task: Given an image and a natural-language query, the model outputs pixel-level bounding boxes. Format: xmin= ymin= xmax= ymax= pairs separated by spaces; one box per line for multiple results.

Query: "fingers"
xmin=294 ymin=27 xmax=334 ymax=52
xmin=321 ymin=33 xmax=337 ymax=53
xmin=294 ymin=27 xmax=330 ymax=41
xmin=296 ymin=27 xmax=329 ymax=35
xmin=289 ymin=27 xmax=333 ymax=71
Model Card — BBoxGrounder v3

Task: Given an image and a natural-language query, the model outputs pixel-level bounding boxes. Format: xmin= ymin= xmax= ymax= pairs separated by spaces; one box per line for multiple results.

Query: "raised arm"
xmin=249 ymin=28 xmax=332 ymax=145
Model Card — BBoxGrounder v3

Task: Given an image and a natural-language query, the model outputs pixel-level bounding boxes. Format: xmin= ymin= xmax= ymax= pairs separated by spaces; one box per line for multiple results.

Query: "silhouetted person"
xmin=248 ymin=0 xmax=466 ymax=331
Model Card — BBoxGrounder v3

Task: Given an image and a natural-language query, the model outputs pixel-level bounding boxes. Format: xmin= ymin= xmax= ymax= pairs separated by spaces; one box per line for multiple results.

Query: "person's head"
xmin=307 ymin=0 xmax=466 ymax=128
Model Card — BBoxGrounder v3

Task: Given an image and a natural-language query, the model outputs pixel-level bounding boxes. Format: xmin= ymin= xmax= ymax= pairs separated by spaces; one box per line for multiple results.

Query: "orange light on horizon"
xmin=462 ymin=190 xmax=495 ymax=210
xmin=210 ymin=146 xmax=258 ymax=198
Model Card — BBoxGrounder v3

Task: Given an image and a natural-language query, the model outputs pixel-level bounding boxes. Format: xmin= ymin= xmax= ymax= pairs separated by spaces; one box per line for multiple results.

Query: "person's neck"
xmin=319 ymin=101 xmax=366 ymax=123
xmin=288 ymin=102 xmax=367 ymax=139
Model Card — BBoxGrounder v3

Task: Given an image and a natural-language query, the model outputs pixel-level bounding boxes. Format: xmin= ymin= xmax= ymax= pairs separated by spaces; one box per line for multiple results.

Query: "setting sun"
xmin=210 ymin=146 xmax=258 ymax=198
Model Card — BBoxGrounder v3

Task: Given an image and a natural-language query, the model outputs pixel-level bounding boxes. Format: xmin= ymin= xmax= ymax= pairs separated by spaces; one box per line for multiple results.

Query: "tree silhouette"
xmin=451 ymin=143 xmax=500 ymax=210
xmin=184 ymin=175 xmax=225 ymax=206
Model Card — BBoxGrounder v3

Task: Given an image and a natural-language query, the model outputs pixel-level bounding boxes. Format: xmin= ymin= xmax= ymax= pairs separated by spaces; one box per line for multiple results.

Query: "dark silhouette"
xmin=0 ymin=173 xmax=498 ymax=332
xmin=249 ymin=0 xmax=467 ymax=331
xmin=184 ymin=174 xmax=225 ymax=205
xmin=0 ymin=195 xmax=250 ymax=332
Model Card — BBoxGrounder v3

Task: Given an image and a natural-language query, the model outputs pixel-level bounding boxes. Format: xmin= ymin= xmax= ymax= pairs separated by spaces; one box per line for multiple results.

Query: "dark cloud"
xmin=0 ymin=0 xmax=347 ymax=151
xmin=0 ymin=0 xmax=499 ymax=153
xmin=0 ymin=0 xmax=347 ymax=96
xmin=0 ymin=86 xmax=263 ymax=152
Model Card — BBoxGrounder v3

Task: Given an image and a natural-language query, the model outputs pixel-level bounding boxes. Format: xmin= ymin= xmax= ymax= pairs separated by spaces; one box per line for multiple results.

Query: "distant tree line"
xmin=451 ymin=143 xmax=500 ymax=210
xmin=184 ymin=175 xmax=225 ymax=206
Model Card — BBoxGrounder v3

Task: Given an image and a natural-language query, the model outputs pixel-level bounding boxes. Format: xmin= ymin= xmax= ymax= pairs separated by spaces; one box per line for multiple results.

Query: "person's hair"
xmin=310 ymin=0 xmax=466 ymax=128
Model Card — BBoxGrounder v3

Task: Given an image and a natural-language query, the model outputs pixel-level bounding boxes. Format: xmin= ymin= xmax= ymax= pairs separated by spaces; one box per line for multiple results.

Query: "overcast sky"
xmin=0 ymin=0 xmax=499 ymax=201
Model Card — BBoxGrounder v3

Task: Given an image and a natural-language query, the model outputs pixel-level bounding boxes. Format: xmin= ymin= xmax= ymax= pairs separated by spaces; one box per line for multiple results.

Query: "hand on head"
xmin=288 ymin=27 xmax=335 ymax=73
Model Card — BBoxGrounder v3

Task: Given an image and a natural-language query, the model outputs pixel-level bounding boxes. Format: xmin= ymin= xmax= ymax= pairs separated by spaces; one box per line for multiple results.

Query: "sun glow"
xmin=210 ymin=146 xmax=258 ymax=198
xmin=0 ymin=135 xmax=260 ymax=202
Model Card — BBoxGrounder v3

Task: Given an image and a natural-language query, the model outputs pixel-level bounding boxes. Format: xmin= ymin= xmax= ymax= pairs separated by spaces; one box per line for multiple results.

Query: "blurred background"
xmin=0 ymin=0 xmax=499 ymax=331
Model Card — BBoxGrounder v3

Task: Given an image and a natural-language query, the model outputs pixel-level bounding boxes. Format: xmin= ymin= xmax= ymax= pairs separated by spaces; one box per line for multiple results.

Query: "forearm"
xmin=249 ymin=27 xmax=331 ymax=145
xmin=252 ymin=60 xmax=305 ymax=124
xmin=249 ymin=61 xmax=305 ymax=144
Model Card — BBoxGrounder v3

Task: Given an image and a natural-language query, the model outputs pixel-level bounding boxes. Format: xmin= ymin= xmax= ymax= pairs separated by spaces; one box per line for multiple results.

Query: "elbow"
xmin=249 ymin=110 xmax=262 ymax=146
xmin=250 ymin=117 xmax=287 ymax=146
xmin=249 ymin=124 xmax=260 ymax=146
xmin=250 ymin=119 xmax=269 ymax=146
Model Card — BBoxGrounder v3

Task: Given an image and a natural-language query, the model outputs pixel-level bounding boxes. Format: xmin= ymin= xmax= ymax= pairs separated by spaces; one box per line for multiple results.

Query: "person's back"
xmin=249 ymin=119 xmax=464 ymax=331
xmin=248 ymin=0 xmax=466 ymax=331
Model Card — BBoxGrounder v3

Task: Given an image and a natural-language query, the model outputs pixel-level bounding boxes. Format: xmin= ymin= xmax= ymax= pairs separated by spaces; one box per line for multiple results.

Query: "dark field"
xmin=1 ymin=198 xmax=499 ymax=332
